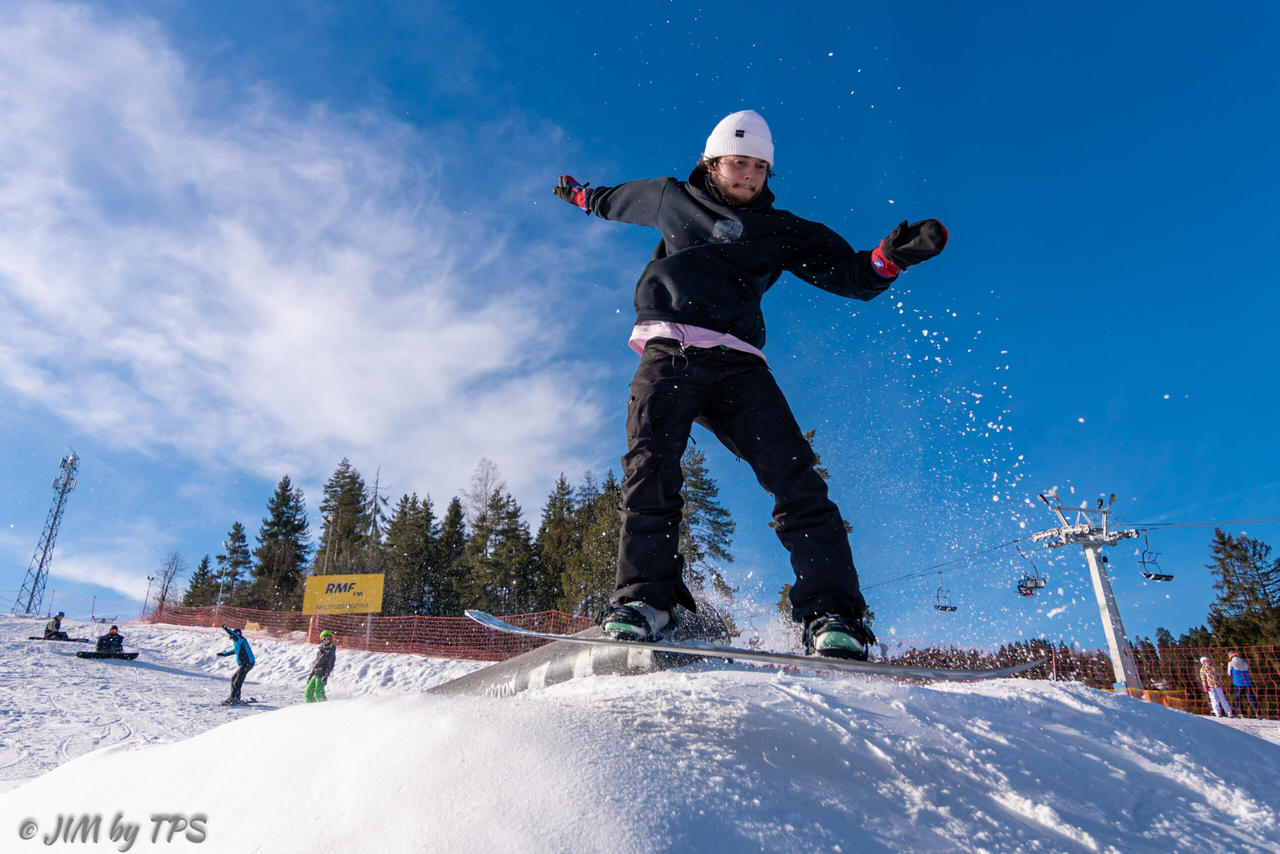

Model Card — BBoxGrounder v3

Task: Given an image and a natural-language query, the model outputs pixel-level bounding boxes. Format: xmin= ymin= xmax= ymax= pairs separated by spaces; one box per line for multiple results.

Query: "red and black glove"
xmin=871 ymin=218 xmax=949 ymax=277
xmin=553 ymin=175 xmax=591 ymax=213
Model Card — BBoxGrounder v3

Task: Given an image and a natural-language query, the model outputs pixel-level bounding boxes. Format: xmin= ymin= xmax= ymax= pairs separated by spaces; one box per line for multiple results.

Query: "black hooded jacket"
xmin=584 ymin=166 xmax=894 ymax=349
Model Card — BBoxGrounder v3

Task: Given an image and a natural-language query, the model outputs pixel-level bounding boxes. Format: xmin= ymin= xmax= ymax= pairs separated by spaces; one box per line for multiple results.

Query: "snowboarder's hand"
xmin=873 ymin=219 xmax=949 ymax=276
xmin=553 ymin=175 xmax=591 ymax=212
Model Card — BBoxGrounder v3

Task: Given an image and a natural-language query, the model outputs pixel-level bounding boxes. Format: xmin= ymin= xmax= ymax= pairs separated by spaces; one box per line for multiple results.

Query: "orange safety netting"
xmin=148 ymin=603 xmax=1277 ymax=719
xmin=149 ymin=602 xmax=593 ymax=662
xmin=889 ymin=643 xmax=1278 ymax=719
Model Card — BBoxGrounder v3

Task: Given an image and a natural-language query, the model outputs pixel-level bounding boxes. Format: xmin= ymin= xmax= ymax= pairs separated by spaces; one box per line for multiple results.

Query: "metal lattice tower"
xmin=1031 ymin=489 xmax=1142 ymax=694
xmin=13 ymin=450 xmax=80 ymax=615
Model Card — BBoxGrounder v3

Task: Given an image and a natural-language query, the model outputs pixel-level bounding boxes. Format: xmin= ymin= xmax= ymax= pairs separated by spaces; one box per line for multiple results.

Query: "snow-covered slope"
xmin=2 ymin=614 xmax=1279 ymax=853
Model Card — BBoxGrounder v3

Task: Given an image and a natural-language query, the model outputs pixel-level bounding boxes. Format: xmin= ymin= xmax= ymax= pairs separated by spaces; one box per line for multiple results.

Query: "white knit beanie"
xmin=703 ymin=110 xmax=774 ymax=166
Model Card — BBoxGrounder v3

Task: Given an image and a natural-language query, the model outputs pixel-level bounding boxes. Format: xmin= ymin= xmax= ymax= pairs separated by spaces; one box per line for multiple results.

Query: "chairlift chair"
xmin=1017 ymin=574 xmax=1046 ymax=596
xmin=1138 ymin=534 xmax=1175 ymax=582
xmin=934 ymin=573 xmax=958 ymax=612
xmin=1015 ymin=543 xmax=1048 ymax=597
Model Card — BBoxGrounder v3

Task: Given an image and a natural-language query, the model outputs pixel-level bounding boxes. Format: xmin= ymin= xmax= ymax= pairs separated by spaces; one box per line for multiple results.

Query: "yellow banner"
xmin=302 ymin=573 xmax=385 ymax=614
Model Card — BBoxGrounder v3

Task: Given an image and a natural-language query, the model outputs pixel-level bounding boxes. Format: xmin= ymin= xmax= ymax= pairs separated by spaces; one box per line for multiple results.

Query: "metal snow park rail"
xmin=146 ymin=604 xmax=1279 ymax=719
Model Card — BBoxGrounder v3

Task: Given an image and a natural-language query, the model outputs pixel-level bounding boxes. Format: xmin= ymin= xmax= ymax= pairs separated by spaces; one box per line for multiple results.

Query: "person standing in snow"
xmin=1199 ymin=656 xmax=1233 ymax=718
xmin=552 ymin=110 xmax=947 ymax=659
xmin=217 ymin=625 xmax=256 ymax=705
xmin=1227 ymin=651 xmax=1260 ymax=717
xmin=44 ymin=611 xmax=69 ymax=640
xmin=306 ymin=629 xmax=337 ymax=703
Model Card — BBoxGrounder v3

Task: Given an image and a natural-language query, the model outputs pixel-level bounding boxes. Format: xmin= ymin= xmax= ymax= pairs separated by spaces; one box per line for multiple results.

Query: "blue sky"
xmin=2 ymin=1 xmax=1277 ymax=649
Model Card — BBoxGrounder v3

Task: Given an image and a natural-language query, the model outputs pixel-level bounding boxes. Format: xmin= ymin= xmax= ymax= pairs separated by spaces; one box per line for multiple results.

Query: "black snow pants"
xmin=230 ymin=661 xmax=255 ymax=701
xmin=613 ymin=339 xmax=868 ymax=622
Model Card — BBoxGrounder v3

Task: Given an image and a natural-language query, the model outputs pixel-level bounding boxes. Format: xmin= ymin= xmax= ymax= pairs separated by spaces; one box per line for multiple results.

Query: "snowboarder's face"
xmin=710 ymin=155 xmax=769 ymax=204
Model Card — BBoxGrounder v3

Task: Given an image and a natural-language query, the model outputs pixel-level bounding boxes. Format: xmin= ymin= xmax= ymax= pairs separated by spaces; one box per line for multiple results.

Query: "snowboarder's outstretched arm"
xmin=553 ymin=175 xmax=672 ymax=228
xmin=787 ymin=218 xmax=949 ymax=301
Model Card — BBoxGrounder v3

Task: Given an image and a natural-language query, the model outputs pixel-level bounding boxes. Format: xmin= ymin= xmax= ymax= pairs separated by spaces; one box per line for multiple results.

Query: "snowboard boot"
xmin=803 ymin=613 xmax=875 ymax=661
xmin=600 ymin=601 xmax=671 ymax=642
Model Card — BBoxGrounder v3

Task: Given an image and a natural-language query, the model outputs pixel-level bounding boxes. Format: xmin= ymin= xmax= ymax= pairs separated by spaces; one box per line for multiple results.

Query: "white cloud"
xmin=0 ymin=3 xmax=608 ymax=511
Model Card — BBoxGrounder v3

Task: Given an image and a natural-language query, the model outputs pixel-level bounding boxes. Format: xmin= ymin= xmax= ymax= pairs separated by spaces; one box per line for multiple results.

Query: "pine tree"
xmin=428 ymin=497 xmax=468 ymax=616
xmin=1178 ymin=625 xmax=1214 ymax=648
xmin=455 ymin=489 xmax=538 ymax=613
xmin=314 ymin=458 xmax=373 ymax=575
xmin=679 ymin=448 xmax=736 ymax=600
xmin=216 ymin=522 xmax=252 ymax=605
xmin=557 ymin=471 xmax=622 ymax=616
xmin=182 ymin=555 xmax=218 ymax=607
xmin=776 ymin=583 xmax=793 ymax=618
xmin=245 ymin=475 xmax=312 ymax=610
xmin=535 ymin=474 xmax=576 ymax=610
xmin=383 ymin=493 xmax=437 ymax=615
xmin=363 ymin=468 xmax=392 ymax=579
xmin=1205 ymin=528 xmax=1280 ymax=646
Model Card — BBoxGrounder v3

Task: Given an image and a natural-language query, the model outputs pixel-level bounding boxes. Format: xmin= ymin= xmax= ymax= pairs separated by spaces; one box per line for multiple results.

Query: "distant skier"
xmin=1227 ymin=651 xmax=1260 ymax=716
xmin=217 ymin=625 xmax=256 ymax=705
xmin=44 ymin=611 xmax=69 ymax=640
xmin=553 ymin=109 xmax=947 ymax=658
xmin=306 ymin=630 xmax=337 ymax=703
xmin=95 ymin=625 xmax=124 ymax=654
xmin=1199 ymin=656 xmax=1233 ymax=718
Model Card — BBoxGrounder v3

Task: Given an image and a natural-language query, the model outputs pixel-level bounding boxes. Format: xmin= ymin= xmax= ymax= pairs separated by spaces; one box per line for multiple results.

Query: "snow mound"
xmin=2 ymin=616 xmax=1279 ymax=852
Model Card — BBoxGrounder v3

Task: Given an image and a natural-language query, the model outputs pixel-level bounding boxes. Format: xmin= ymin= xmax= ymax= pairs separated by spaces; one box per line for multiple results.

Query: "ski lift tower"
xmin=1031 ymin=489 xmax=1143 ymax=696
xmin=13 ymin=450 xmax=80 ymax=616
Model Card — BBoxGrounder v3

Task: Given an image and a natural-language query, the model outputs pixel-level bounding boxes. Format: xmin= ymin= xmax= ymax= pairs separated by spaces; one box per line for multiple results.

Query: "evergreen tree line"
xmin=180 ymin=452 xmax=735 ymax=618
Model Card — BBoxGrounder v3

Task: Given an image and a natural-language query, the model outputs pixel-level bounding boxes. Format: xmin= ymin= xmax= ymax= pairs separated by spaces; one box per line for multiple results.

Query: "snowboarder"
xmin=217 ymin=625 xmax=256 ymax=705
xmin=553 ymin=109 xmax=947 ymax=659
xmin=306 ymin=630 xmax=336 ymax=702
xmin=1227 ymin=651 xmax=1261 ymax=716
xmin=95 ymin=625 xmax=124 ymax=654
xmin=44 ymin=611 xmax=69 ymax=640
xmin=1199 ymin=656 xmax=1233 ymax=718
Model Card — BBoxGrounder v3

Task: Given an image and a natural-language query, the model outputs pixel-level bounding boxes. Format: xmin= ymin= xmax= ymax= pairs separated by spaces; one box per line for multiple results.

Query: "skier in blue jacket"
xmin=553 ymin=110 xmax=947 ymax=659
xmin=217 ymin=625 xmax=256 ymax=705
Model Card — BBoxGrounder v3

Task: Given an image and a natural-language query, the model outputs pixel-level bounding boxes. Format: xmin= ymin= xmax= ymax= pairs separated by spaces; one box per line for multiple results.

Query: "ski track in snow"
xmin=2 ymin=615 xmax=1280 ymax=853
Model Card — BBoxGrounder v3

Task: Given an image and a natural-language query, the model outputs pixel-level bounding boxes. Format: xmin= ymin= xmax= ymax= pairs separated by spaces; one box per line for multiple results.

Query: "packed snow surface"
xmin=2 ymin=614 xmax=1279 ymax=853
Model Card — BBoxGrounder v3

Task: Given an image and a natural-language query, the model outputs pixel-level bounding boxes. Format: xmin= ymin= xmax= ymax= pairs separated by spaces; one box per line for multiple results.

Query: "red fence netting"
xmin=149 ymin=602 xmax=593 ymax=662
xmin=148 ymin=603 xmax=1277 ymax=719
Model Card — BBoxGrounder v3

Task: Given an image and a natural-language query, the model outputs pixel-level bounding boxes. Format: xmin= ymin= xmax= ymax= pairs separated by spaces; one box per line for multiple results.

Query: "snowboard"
xmin=465 ymin=610 xmax=1044 ymax=682
xmin=219 ymin=698 xmax=260 ymax=706
xmin=29 ymin=636 xmax=92 ymax=643
xmin=76 ymin=650 xmax=139 ymax=660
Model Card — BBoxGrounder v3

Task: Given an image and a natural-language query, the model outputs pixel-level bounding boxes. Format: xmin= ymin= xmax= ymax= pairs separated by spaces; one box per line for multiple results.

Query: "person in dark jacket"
xmin=554 ymin=110 xmax=947 ymax=659
xmin=44 ymin=611 xmax=69 ymax=640
xmin=306 ymin=630 xmax=337 ymax=702
xmin=217 ymin=625 xmax=256 ymax=704
xmin=95 ymin=625 xmax=124 ymax=653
